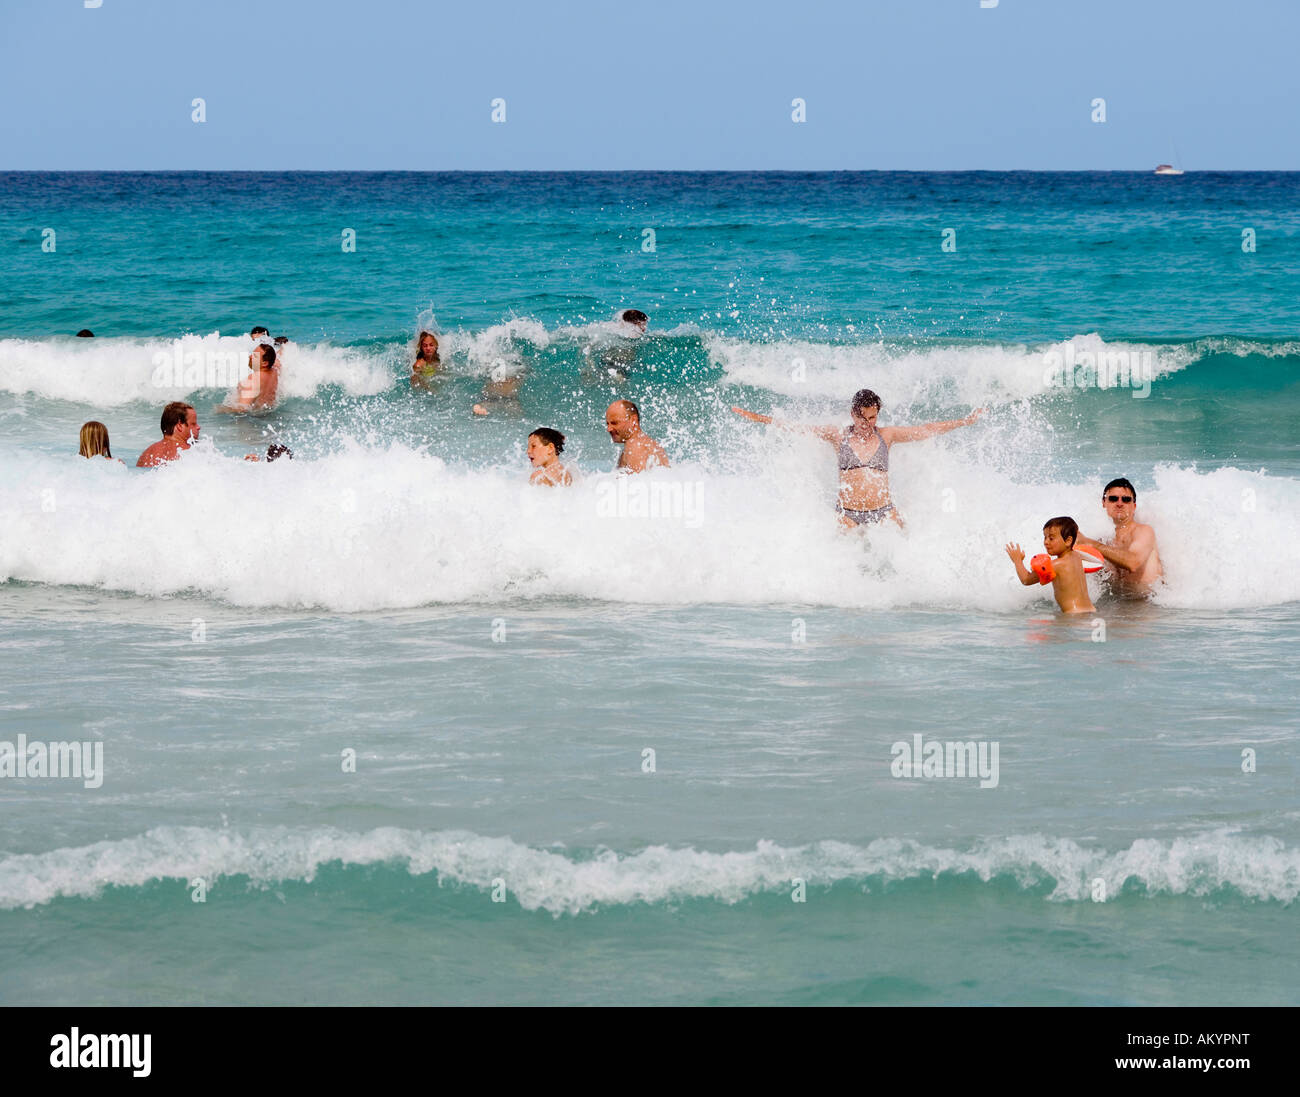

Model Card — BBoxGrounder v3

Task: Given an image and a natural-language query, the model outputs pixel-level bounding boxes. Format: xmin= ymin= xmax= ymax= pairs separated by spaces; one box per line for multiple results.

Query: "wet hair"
xmin=415 ymin=330 xmax=440 ymax=362
xmin=79 ymin=421 xmax=111 ymax=458
xmin=266 ymin=443 xmax=292 ymax=462
xmin=1103 ymin=477 xmax=1137 ymax=502
xmin=75 ymin=329 xmax=94 ymax=338
xmin=258 ymin=343 xmax=277 ymax=368
xmin=250 ymin=326 xmax=269 ymax=337
xmin=620 ymin=309 xmax=648 ymax=326
xmin=1043 ymin=516 xmax=1079 ymax=546
xmin=273 ymin=336 xmax=288 ymax=345
xmin=530 ymin=427 xmax=565 ymax=455
xmin=161 ymin=401 xmax=194 ymax=436
xmin=851 ymin=389 xmax=882 ymax=415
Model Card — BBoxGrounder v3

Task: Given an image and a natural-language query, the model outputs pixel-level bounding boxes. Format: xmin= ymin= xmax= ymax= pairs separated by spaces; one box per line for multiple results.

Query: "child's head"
xmin=416 ymin=330 xmax=440 ymax=361
xmin=528 ymin=427 xmax=565 ymax=465
xmin=1042 ymin=516 xmax=1079 ymax=555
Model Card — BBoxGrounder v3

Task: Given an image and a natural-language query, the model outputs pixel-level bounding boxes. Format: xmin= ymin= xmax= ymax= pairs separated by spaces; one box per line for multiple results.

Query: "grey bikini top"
xmin=838 ymin=427 xmax=889 ymax=473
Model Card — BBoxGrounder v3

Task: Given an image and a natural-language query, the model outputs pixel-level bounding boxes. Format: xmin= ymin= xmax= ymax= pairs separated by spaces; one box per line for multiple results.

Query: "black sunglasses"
xmin=1106 ymin=494 xmax=1134 ymax=503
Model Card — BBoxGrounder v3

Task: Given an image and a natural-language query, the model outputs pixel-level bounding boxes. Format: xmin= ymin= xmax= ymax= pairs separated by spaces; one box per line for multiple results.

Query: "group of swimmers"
xmin=78 ymin=402 xmax=292 ymax=468
xmin=76 ymin=327 xmax=292 ymax=467
xmin=73 ymin=319 xmax=1162 ymax=612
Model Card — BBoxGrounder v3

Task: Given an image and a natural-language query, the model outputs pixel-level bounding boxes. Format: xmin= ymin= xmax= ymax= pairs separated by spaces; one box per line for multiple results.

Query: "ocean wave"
xmin=0 ymin=443 xmax=1296 ymax=610
xmin=0 ymin=333 xmax=394 ymax=407
xmin=707 ymin=331 xmax=1300 ymax=407
xmin=2 ymin=825 xmax=1295 ymax=913
xmin=2 ymin=328 xmax=1294 ymax=409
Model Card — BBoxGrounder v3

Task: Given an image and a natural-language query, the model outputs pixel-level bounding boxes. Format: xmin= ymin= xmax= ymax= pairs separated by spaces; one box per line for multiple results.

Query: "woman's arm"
xmin=731 ymin=406 xmax=841 ymax=445
xmin=880 ymin=407 xmax=985 ymax=444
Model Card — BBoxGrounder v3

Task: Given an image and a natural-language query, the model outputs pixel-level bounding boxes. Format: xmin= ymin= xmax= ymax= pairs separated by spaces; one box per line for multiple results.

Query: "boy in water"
xmin=1005 ymin=516 xmax=1096 ymax=615
xmin=527 ymin=427 xmax=572 ymax=486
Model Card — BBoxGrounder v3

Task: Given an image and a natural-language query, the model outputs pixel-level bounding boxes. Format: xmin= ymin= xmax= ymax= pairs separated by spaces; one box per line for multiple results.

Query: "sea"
xmin=0 ymin=171 xmax=1297 ymax=1005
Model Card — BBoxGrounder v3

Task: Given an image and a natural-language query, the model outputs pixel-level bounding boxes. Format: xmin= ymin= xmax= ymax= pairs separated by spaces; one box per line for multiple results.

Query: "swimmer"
xmin=78 ymin=421 xmax=124 ymax=464
xmin=75 ymin=329 xmax=94 ymax=338
xmin=1074 ymin=477 xmax=1163 ymax=596
xmin=1006 ymin=516 xmax=1097 ymax=615
xmin=250 ymin=326 xmax=270 ymax=345
xmin=528 ymin=428 xmax=573 ymax=486
xmin=605 ymin=399 xmax=668 ymax=472
xmin=243 ymin=443 xmax=294 ymax=463
xmin=216 ymin=343 xmax=279 ymax=413
xmin=731 ymin=388 xmax=984 ymax=529
xmin=411 ymin=331 xmax=441 ymax=388
xmin=137 ymin=402 xmax=199 ymax=467
xmin=618 ymin=309 xmax=648 ymax=333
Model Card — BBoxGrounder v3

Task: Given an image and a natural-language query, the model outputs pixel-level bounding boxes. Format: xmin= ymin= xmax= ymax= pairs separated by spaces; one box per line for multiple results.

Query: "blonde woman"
xmin=78 ymin=421 xmax=124 ymax=464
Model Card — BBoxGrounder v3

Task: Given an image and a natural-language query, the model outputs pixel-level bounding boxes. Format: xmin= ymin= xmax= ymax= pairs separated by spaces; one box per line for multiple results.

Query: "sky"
xmin=2 ymin=0 xmax=1297 ymax=171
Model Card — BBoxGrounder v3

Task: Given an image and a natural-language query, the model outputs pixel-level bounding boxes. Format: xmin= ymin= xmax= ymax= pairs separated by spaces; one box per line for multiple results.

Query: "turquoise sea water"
xmin=1 ymin=172 xmax=1298 ymax=1004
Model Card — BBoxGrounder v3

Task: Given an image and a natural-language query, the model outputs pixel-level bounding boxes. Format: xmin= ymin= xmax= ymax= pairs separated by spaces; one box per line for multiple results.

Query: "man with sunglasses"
xmin=1075 ymin=477 xmax=1163 ymax=594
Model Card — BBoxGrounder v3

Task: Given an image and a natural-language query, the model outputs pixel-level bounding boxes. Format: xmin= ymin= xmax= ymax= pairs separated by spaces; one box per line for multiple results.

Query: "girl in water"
xmin=527 ymin=428 xmax=573 ymax=486
xmin=732 ymin=389 xmax=984 ymax=529
xmin=411 ymin=331 xmax=441 ymax=388
xmin=78 ymin=421 xmax=124 ymax=463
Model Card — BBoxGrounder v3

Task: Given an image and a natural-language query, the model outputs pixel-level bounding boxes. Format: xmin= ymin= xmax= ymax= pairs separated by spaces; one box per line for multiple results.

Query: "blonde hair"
xmin=79 ymin=420 xmax=112 ymax=458
xmin=415 ymin=330 xmax=440 ymax=363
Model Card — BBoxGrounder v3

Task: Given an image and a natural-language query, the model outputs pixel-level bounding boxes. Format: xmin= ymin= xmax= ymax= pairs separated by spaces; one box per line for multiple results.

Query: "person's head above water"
xmin=416 ymin=331 xmax=440 ymax=362
xmin=850 ymin=388 xmax=883 ymax=430
xmin=254 ymin=343 xmax=277 ymax=369
xmin=250 ymin=326 xmax=269 ymax=341
xmin=161 ymin=401 xmax=198 ymax=441
xmin=265 ymin=443 xmax=292 ymax=462
xmin=1102 ymin=477 xmax=1137 ymax=524
xmin=604 ymin=399 xmax=642 ymax=443
xmin=273 ymin=336 xmax=288 ymax=346
xmin=1042 ymin=516 xmax=1080 ymax=555
xmin=1103 ymin=478 xmax=1136 ymax=502
xmin=619 ymin=309 xmax=648 ymax=332
xmin=78 ymin=421 xmax=112 ymax=458
xmin=75 ymin=329 xmax=94 ymax=338
xmin=528 ymin=427 xmax=566 ymax=464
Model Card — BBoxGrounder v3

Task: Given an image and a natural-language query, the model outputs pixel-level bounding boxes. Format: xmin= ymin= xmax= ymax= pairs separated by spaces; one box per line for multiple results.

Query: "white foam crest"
xmin=707 ymin=331 xmax=1195 ymax=408
xmin=1 ymin=438 xmax=1297 ymax=611
xmin=1 ymin=826 xmax=1295 ymax=913
xmin=449 ymin=319 xmax=551 ymax=379
xmin=0 ymin=334 xmax=394 ymax=407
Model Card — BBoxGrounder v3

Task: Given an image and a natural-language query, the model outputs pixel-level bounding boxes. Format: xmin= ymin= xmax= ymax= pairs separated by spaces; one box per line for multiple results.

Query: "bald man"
xmin=605 ymin=399 xmax=668 ymax=473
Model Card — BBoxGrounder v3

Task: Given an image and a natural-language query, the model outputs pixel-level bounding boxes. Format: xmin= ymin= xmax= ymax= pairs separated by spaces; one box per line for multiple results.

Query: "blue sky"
xmin=2 ymin=0 xmax=1297 ymax=170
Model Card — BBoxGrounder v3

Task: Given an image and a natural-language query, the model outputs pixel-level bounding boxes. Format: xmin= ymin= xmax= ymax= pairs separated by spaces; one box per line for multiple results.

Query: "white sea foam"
xmin=0 ymin=334 xmax=394 ymax=407
xmin=1 ymin=434 xmax=1296 ymax=610
xmin=1 ymin=825 xmax=1295 ymax=913
xmin=705 ymin=331 xmax=1202 ymax=408
xmin=1 ymin=329 xmax=1291 ymax=409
